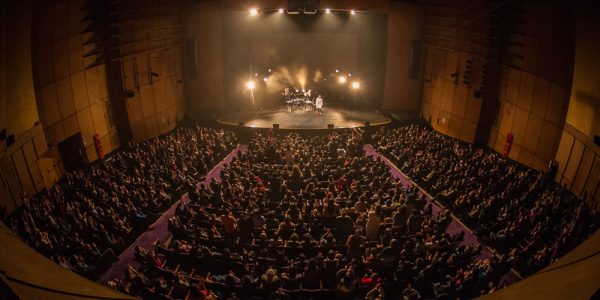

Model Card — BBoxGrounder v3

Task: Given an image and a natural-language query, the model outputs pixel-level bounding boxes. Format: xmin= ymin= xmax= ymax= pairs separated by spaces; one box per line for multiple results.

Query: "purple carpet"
xmin=364 ymin=145 xmax=519 ymax=285
xmin=97 ymin=145 xmax=247 ymax=285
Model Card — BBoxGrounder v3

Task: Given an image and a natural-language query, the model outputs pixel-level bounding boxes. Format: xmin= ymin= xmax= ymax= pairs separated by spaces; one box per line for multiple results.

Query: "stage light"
xmin=250 ymin=8 xmax=258 ymax=15
xmin=352 ymin=82 xmax=360 ymax=89
xmin=326 ymin=8 xmax=331 ymax=13
xmin=302 ymin=89 xmax=305 ymax=92
xmin=264 ymin=77 xmax=268 ymax=82
xmin=247 ymin=81 xmax=255 ymax=89
xmin=351 ymin=10 xmax=356 ymax=15
xmin=339 ymin=76 xmax=346 ymax=83
xmin=348 ymin=73 xmax=352 ymax=76
xmin=268 ymin=69 xmax=271 ymax=72
xmin=279 ymin=8 xmax=283 ymax=13
xmin=255 ymin=73 xmax=258 ymax=76
xmin=296 ymin=89 xmax=299 ymax=92
xmin=335 ymin=69 xmax=339 ymax=73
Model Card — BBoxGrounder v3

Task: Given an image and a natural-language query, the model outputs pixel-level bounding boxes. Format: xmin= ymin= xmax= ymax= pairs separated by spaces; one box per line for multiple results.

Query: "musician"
xmin=315 ymin=95 xmax=323 ymax=115
xmin=284 ymin=88 xmax=291 ymax=113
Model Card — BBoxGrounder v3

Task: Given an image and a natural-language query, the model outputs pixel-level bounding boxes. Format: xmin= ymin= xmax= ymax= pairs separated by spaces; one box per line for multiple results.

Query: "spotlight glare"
xmin=295 ymin=89 xmax=299 ymax=92
xmin=326 ymin=8 xmax=331 ymax=13
xmin=351 ymin=10 xmax=356 ymax=15
xmin=302 ymin=89 xmax=305 ymax=92
xmin=352 ymin=82 xmax=360 ymax=89
xmin=255 ymin=73 xmax=258 ymax=76
xmin=348 ymin=73 xmax=352 ymax=76
xmin=339 ymin=76 xmax=346 ymax=83
xmin=264 ymin=77 xmax=268 ymax=82
xmin=247 ymin=81 xmax=255 ymax=89
xmin=250 ymin=8 xmax=257 ymax=15
xmin=335 ymin=69 xmax=339 ymax=73
xmin=268 ymin=69 xmax=271 ymax=72
xmin=279 ymin=8 xmax=283 ymax=13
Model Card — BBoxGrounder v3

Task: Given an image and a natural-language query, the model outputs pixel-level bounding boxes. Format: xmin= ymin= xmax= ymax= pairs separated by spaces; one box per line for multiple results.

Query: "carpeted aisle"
xmin=365 ymin=145 xmax=520 ymax=285
xmin=97 ymin=145 xmax=247 ymax=285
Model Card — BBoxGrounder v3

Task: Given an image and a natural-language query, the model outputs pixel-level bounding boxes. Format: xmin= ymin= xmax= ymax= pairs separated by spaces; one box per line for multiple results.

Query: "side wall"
xmin=0 ymin=0 xmax=54 ymax=213
xmin=382 ymin=2 xmax=425 ymax=112
xmin=554 ymin=0 xmax=600 ymax=203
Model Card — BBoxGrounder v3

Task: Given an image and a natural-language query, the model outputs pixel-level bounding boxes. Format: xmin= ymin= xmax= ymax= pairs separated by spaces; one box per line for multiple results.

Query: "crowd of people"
xmin=108 ymin=130 xmax=520 ymax=300
xmin=8 ymin=123 xmax=599 ymax=300
xmin=373 ymin=125 xmax=599 ymax=276
xmin=8 ymin=125 xmax=237 ymax=280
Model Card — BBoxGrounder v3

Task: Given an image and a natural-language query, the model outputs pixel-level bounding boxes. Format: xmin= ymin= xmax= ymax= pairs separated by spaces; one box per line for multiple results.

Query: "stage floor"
xmin=217 ymin=106 xmax=391 ymax=129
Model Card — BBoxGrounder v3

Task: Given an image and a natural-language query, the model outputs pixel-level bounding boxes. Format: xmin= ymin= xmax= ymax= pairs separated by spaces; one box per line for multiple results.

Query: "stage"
xmin=217 ymin=106 xmax=391 ymax=129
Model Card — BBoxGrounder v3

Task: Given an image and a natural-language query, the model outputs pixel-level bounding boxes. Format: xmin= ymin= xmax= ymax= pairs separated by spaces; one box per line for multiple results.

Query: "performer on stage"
xmin=284 ymin=88 xmax=291 ymax=113
xmin=315 ymin=95 xmax=323 ymax=115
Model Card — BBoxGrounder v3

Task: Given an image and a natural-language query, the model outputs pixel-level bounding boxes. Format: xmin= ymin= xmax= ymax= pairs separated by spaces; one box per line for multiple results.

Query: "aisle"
xmin=365 ymin=145 xmax=520 ymax=286
xmin=97 ymin=145 xmax=246 ymax=285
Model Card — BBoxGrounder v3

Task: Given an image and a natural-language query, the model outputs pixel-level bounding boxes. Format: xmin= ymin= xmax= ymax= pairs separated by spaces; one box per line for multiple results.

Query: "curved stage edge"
xmin=217 ymin=106 xmax=391 ymax=130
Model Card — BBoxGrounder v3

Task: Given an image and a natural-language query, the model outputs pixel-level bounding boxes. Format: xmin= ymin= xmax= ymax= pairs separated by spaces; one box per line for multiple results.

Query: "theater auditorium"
xmin=1 ymin=0 xmax=600 ymax=300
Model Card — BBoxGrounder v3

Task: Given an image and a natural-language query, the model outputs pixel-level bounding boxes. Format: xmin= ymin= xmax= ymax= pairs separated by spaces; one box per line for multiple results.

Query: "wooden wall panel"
xmin=40 ymin=83 xmax=61 ymax=126
xmin=130 ymin=120 xmax=148 ymax=143
xmin=512 ymin=107 xmax=530 ymax=143
xmin=153 ymin=80 xmax=167 ymax=112
xmin=52 ymin=38 xmax=70 ymax=80
xmin=77 ymin=107 xmax=95 ymax=142
xmin=12 ymin=149 xmax=35 ymax=196
xmin=546 ymin=83 xmax=565 ymax=125
xmin=517 ymin=71 xmax=535 ymax=111
xmin=531 ymin=77 xmax=550 ymax=117
xmin=37 ymin=44 xmax=54 ymax=87
xmin=67 ymin=35 xmax=83 ymax=74
xmin=555 ymin=131 xmax=574 ymax=175
xmin=90 ymin=102 xmax=108 ymax=137
xmin=440 ymin=80 xmax=455 ymax=112
xmin=518 ymin=148 xmax=534 ymax=167
xmin=572 ymin=148 xmax=595 ymax=193
xmin=563 ymin=139 xmax=585 ymax=184
xmin=522 ymin=113 xmax=543 ymax=153
xmin=447 ymin=115 xmax=463 ymax=139
xmin=139 ymin=84 xmax=156 ymax=118
xmin=55 ymin=76 xmax=76 ymax=118
xmin=536 ymin=120 xmax=559 ymax=161
xmin=585 ymin=159 xmax=600 ymax=201
xmin=85 ymin=68 xmax=101 ymax=104
xmin=71 ymin=71 xmax=89 ymax=111
xmin=62 ymin=113 xmax=79 ymax=139
xmin=22 ymin=141 xmax=42 ymax=191
xmin=46 ymin=121 xmax=66 ymax=144
xmin=452 ymin=85 xmax=468 ymax=118
xmin=32 ymin=132 xmax=47 ymax=157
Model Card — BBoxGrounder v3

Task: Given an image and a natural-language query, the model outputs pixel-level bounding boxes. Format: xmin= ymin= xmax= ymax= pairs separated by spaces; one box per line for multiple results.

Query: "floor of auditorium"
xmin=97 ymin=144 xmax=519 ymax=287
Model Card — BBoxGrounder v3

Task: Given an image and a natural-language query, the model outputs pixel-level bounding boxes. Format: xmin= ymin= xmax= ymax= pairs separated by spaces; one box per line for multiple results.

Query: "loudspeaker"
xmin=409 ymin=40 xmax=422 ymax=79
xmin=594 ymin=135 xmax=600 ymax=147
xmin=327 ymin=124 xmax=334 ymax=129
xmin=6 ymin=134 xmax=15 ymax=147
xmin=185 ymin=39 xmax=198 ymax=79
xmin=273 ymin=124 xmax=280 ymax=129
xmin=238 ymin=121 xmax=245 ymax=126
xmin=364 ymin=121 xmax=370 ymax=126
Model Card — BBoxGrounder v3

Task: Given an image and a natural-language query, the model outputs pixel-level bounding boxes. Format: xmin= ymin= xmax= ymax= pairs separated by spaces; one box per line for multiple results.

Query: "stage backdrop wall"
xmin=220 ymin=10 xmax=387 ymax=110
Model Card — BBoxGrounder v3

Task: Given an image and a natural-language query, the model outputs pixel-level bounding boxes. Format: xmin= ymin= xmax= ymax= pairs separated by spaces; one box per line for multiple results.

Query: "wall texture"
xmin=553 ymin=0 xmax=600 ymax=203
xmin=183 ymin=1 xmax=225 ymax=112
xmin=419 ymin=0 xmax=490 ymax=143
xmin=382 ymin=2 xmax=425 ymax=112
xmin=31 ymin=0 xmax=120 ymax=166
xmin=484 ymin=0 xmax=575 ymax=172
xmin=0 ymin=0 xmax=57 ymax=213
xmin=119 ymin=0 xmax=187 ymax=143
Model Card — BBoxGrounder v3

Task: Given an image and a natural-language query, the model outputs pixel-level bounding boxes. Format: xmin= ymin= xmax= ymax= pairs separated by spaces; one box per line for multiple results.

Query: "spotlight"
xmin=268 ymin=69 xmax=271 ymax=72
xmin=247 ymin=81 xmax=255 ymax=89
xmin=250 ymin=8 xmax=257 ymax=15
xmin=335 ymin=69 xmax=339 ymax=73
xmin=351 ymin=10 xmax=356 ymax=15
xmin=352 ymin=82 xmax=360 ymax=89
xmin=302 ymin=89 xmax=305 ymax=92
xmin=279 ymin=8 xmax=283 ymax=13
xmin=348 ymin=73 xmax=352 ymax=77
xmin=295 ymin=89 xmax=299 ymax=92
xmin=339 ymin=76 xmax=346 ymax=83
xmin=255 ymin=73 xmax=258 ymax=76
xmin=326 ymin=8 xmax=331 ymax=13
xmin=264 ymin=77 xmax=268 ymax=82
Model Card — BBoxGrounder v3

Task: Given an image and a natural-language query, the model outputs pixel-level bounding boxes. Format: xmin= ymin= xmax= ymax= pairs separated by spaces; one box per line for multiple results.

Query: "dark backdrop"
xmin=221 ymin=11 xmax=388 ymax=110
